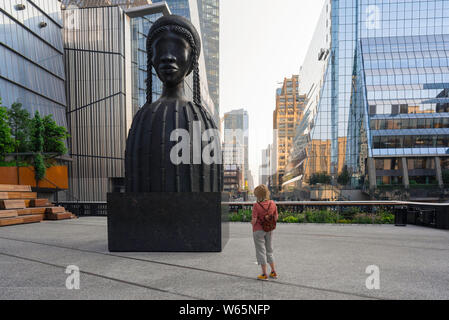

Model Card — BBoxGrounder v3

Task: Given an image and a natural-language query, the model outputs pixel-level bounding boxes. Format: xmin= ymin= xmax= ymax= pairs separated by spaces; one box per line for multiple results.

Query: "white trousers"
xmin=253 ymin=230 xmax=274 ymax=265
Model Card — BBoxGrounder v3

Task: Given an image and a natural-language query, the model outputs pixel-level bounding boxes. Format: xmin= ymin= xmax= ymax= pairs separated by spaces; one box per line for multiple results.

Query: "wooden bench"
xmin=0 ymin=184 xmax=76 ymax=227
xmin=0 ymin=192 xmax=38 ymax=200
xmin=0 ymin=200 xmax=26 ymax=210
xmin=0 ymin=184 xmax=32 ymax=192
xmin=0 ymin=215 xmax=43 ymax=227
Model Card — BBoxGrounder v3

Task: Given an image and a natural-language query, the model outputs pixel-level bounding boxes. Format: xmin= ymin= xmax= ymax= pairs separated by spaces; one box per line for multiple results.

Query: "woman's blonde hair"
xmin=254 ymin=185 xmax=270 ymax=202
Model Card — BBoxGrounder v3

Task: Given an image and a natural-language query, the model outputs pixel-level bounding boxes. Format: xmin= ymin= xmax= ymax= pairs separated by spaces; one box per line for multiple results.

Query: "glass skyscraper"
xmin=0 ymin=0 xmax=66 ymax=127
xmin=223 ymin=109 xmax=249 ymax=191
xmin=130 ymin=9 xmax=164 ymax=113
xmin=153 ymin=0 xmax=219 ymax=123
xmin=288 ymin=0 xmax=449 ymax=201
xmin=197 ymin=0 xmax=219 ymax=123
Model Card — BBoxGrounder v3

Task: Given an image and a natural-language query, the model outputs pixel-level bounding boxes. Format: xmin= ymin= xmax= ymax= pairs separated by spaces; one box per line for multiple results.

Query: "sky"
xmin=219 ymin=0 xmax=326 ymax=187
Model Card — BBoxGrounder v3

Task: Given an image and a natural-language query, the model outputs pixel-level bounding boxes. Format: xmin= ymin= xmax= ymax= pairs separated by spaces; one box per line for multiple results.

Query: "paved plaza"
xmin=0 ymin=218 xmax=448 ymax=300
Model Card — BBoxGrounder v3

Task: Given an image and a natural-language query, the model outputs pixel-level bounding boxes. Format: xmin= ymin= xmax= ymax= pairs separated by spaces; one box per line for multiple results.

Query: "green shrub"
xmin=281 ymin=216 xmax=299 ymax=223
xmin=0 ymin=103 xmax=15 ymax=160
xmin=229 ymin=209 xmax=252 ymax=222
xmin=340 ymin=207 xmax=360 ymax=220
xmin=379 ymin=210 xmax=394 ymax=224
xmin=305 ymin=210 xmax=338 ymax=223
xmin=296 ymin=213 xmax=306 ymax=223
xmin=229 ymin=213 xmax=242 ymax=222
xmin=353 ymin=214 xmax=373 ymax=224
xmin=228 ymin=207 xmax=395 ymax=225
xmin=278 ymin=209 xmax=292 ymax=221
xmin=0 ymin=160 xmax=29 ymax=167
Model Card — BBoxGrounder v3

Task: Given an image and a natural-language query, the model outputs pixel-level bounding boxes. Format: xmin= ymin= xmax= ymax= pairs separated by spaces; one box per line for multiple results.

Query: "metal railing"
xmin=222 ymin=200 xmax=449 ymax=207
xmin=58 ymin=202 xmax=108 ymax=216
xmin=225 ymin=201 xmax=449 ymax=230
xmin=57 ymin=200 xmax=449 ymax=229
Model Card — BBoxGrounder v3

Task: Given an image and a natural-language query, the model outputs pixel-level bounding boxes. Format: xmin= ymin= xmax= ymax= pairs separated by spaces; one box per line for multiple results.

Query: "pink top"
xmin=252 ymin=200 xmax=278 ymax=232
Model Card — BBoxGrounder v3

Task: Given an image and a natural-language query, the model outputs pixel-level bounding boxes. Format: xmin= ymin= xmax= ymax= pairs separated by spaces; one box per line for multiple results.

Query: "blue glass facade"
xmin=289 ymin=0 xmax=449 ymax=200
xmin=131 ymin=12 xmax=164 ymax=111
xmin=0 ymin=0 xmax=66 ymax=127
xmin=153 ymin=0 xmax=191 ymax=18
xmin=152 ymin=0 xmax=219 ymax=123
xmin=197 ymin=0 xmax=219 ymax=122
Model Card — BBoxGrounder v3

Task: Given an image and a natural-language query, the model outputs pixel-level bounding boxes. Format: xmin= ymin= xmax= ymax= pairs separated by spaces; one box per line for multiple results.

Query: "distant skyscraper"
xmin=197 ymin=0 xmax=219 ymax=123
xmin=272 ymin=75 xmax=305 ymax=192
xmin=223 ymin=109 xmax=249 ymax=190
xmin=247 ymin=169 xmax=254 ymax=192
xmin=223 ymin=164 xmax=241 ymax=195
xmin=259 ymin=145 xmax=272 ymax=187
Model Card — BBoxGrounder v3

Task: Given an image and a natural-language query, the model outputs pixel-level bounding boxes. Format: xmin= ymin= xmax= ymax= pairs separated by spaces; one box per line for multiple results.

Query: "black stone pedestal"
xmin=107 ymin=192 xmax=229 ymax=252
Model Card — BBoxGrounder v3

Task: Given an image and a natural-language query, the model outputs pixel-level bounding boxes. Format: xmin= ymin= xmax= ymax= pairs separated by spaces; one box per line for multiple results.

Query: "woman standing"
xmin=251 ymin=185 xmax=279 ymax=281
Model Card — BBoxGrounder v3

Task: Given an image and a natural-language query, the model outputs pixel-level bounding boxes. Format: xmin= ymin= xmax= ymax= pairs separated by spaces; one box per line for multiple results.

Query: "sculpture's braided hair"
xmin=146 ymin=26 xmax=201 ymax=106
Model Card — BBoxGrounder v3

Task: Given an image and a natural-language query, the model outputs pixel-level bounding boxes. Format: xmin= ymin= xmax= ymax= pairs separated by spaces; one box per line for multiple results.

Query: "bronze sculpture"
xmin=108 ymin=15 xmax=227 ymax=252
xmin=125 ymin=15 xmax=223 ymax=193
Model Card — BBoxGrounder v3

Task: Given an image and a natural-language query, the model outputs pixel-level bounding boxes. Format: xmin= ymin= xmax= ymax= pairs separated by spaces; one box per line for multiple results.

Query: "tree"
xmin=31 ymin=111 xmax=44 ymax=153
xmin=308 ymin=172 xmax=332 ymax=185
xmin=7 ymin=102 xmax=31 ymax=153
xmin=43 ymin=114 xmax=69 ymax=155
xmin=337 ymin=166 xmax=351 ymax=186
xmin=33 ymin=153 xmax=46 ymax=182
xmin=0 ymin=99 xmax=15 ymax=160
xmin=31 ymin=111 xmax=46 ymax=182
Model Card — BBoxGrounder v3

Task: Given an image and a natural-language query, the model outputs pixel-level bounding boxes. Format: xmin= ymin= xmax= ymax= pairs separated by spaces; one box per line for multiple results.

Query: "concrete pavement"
xmin=0 ymin=218 xmax=448 ymax=300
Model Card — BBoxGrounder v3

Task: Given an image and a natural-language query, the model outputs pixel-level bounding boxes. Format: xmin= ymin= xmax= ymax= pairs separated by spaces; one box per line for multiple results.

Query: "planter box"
xmin=0 ymin=166 xmax=68 ymax=190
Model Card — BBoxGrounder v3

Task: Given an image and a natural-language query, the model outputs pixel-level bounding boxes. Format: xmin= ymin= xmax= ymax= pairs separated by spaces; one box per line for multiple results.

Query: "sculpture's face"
xmin=152 ymin=31 xmax=193 ymax=87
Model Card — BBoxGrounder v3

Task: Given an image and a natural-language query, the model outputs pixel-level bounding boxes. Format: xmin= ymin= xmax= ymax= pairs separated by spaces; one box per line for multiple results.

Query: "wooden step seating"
xmin=29 ymin=198 xmax=51 ymax=208
xmin=0 ymin=200 xmax=26 ymax=210
xmin=0 ymin=184 xmax=77 ymax=227
xmin=0 ymin=192 xmax=38 ymax=199
xmin=45 ymin=206 xmax=73 ymax=220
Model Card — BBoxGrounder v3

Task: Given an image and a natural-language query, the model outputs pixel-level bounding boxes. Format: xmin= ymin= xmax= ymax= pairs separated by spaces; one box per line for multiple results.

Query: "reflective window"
xmin=0 ymin=1 xmax=66 ymax=128
xmin=290 ymin=0 xmax=449 ymax=191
